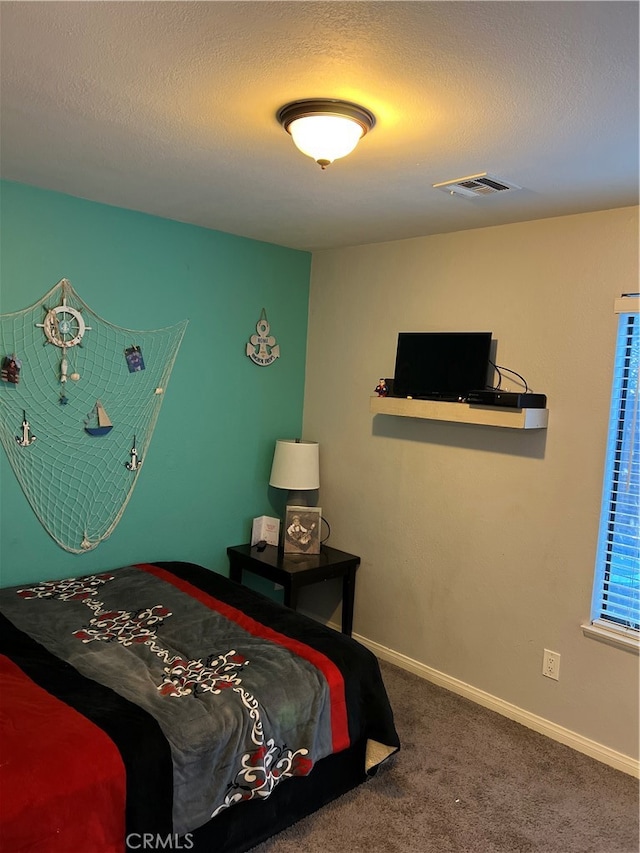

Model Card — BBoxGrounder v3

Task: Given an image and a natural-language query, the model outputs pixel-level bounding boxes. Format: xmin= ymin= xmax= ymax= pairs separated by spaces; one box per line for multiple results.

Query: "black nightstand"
xmin=226 ymin=543 xmax=360 ymax=636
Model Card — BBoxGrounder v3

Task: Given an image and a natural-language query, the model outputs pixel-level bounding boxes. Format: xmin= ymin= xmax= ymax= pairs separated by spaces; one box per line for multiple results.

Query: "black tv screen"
xmin=392 ymin=332 xmax=492 ymax=400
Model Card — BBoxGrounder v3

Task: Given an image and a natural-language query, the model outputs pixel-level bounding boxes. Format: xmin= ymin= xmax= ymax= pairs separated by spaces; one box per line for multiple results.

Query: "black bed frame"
xmin=186 ymin=738 xmax=369 ymax=852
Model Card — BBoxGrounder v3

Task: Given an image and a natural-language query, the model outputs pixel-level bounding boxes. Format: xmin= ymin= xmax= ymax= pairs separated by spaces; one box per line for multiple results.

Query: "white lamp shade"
xmin=269 ymin=439 xmax=320 ymax=491
xmin=288 ymin=115 xmax=364 ymax=165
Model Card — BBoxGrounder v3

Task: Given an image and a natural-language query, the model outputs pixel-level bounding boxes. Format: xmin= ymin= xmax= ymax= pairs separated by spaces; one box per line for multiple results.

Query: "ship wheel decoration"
xmin=36 ymin=281 xmax=91 ymax=384
xmin=246 ymin=308 xmax=280 ymax=366
xmin=37 ymin=296 xmax=91 ymax=348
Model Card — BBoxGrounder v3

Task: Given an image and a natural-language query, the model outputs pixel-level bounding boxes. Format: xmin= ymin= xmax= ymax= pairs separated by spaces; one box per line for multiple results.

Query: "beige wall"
xmin=302 ymin=206 xmax=639 ymax=762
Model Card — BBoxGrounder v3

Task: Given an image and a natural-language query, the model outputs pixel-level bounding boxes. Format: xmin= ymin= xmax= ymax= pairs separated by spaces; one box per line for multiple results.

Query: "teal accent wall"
xmin=0 ymin=181 xmax=311 ymax=587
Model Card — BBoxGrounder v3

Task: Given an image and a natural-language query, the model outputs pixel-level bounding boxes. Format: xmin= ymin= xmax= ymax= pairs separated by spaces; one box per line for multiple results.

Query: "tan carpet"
xmin=250 ymin=659 xmax=639 ymax=852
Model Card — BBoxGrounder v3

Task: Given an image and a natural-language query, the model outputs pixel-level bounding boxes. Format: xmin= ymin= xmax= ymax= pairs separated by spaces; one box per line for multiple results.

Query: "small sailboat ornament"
xmin=84 ymin=401 xmax=113 ymax=436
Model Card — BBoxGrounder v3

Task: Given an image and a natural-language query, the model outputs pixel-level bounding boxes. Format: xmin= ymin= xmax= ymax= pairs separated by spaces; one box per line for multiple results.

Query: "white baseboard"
xmin=352 ymin=630 xmax=639 ymax=779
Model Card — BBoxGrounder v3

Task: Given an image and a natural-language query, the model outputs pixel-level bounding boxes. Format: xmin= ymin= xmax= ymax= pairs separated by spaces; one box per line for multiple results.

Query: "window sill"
xmin=581 ymin=621 xmax=639 ymax=654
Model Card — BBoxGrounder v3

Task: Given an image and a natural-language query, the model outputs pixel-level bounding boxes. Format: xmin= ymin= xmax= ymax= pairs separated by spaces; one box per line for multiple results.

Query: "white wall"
xmin=302 ymin=206 xmax=639 ymax=764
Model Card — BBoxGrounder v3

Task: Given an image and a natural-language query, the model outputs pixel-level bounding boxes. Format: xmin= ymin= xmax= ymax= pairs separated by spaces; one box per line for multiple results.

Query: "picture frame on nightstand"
xmin=283 ymin=506 xmax=322 ymax=555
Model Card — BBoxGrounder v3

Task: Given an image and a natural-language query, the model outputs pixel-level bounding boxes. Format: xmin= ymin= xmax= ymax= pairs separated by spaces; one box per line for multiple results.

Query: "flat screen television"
xmin=392 ymin=332 xmax=492 ymax=401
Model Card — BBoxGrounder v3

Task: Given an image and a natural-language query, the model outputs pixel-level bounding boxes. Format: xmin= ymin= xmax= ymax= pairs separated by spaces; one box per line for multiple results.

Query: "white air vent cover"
xmin=433 ymin=172 xmax=521 ymax=198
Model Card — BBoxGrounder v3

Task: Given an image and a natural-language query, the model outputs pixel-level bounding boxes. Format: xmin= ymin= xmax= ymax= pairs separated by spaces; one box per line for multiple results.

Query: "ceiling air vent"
xmin=433 ymin=172 xmax=521 ymax=198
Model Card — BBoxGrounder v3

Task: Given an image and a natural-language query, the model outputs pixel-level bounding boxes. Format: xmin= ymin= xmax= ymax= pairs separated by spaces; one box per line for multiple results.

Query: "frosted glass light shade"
xmin=277 ymin=99 xmax=375 ymax=169
xmin=269 ymin=439 xmax=319 ymax=491
xmin=288 ymin=115 xmax=364 ymax=166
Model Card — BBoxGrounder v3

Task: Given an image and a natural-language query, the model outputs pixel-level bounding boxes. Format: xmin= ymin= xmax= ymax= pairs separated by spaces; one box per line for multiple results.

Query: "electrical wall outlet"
xmin=542 ymin=649 xmax=561 ymax=680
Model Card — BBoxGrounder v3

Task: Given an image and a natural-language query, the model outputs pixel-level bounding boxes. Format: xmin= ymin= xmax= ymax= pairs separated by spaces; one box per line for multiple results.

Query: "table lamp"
xmin=269 ymin=439 xmax=319 ymax=506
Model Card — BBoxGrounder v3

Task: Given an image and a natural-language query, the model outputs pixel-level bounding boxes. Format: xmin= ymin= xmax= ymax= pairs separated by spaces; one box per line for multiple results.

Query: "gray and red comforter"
xmin=0 ymin=561 xmax=399 ymax=852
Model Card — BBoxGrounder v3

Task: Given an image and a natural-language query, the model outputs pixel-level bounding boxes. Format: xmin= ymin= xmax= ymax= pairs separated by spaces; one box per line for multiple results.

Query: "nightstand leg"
xmin=284 ymin=583 xmax=298 ymax=611
xmin=342 ymin=568 xmax=356 ymax=636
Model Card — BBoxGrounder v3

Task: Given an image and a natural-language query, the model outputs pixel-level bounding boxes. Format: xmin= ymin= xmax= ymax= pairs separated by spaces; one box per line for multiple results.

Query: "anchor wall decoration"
xmin=126 ymin=435 xmax=143 ymax=471
xmin=16 ymin=410 xmax=36 ymax=447
xmin=246 ymin=309 xmax=280 ymax=366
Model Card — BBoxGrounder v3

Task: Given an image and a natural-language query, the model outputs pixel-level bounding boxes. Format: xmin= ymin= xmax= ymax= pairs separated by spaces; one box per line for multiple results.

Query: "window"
xmin=588 ymin=295 xmax=639 ymax=650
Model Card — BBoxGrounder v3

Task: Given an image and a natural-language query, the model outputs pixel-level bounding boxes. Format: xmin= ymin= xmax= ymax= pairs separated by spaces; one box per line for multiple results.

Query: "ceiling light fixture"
xmin=277 ymin=98 xmax=376 ymax=170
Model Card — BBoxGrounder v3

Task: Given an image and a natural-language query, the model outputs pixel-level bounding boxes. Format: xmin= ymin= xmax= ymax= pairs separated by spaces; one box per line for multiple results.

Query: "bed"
xmin=0 ymin=560 xmax=399 ymax=852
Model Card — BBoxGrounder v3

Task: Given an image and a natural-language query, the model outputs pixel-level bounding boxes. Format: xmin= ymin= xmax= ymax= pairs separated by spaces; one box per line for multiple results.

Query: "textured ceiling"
xmin=0 ymin=1 xmax=638 ymax=251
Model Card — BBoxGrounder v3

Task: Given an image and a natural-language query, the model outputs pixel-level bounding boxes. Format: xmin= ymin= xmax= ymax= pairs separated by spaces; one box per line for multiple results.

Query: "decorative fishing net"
xmin=0 ymin=279 xmax=188 ymax=553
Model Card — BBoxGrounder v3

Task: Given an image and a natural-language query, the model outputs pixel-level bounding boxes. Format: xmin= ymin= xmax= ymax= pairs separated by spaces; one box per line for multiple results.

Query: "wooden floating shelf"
xmin=370 ymin=396 xmax=549 ymax=430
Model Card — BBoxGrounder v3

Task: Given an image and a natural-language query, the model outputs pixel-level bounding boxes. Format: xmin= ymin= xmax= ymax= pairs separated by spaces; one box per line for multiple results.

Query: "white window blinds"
xmin=591 ymin=295 xmax=639 ymax=638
